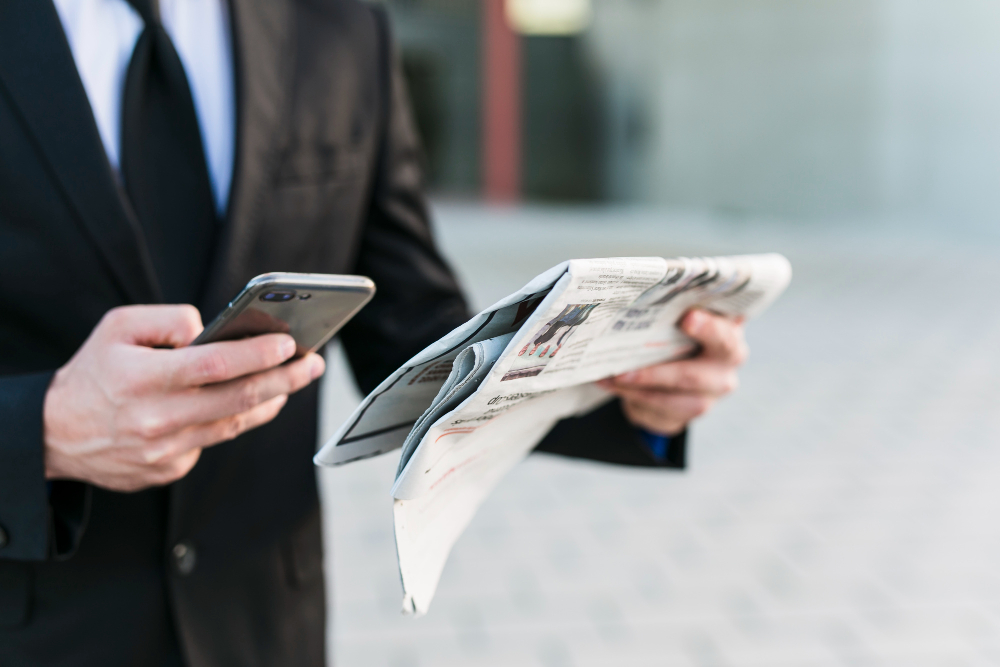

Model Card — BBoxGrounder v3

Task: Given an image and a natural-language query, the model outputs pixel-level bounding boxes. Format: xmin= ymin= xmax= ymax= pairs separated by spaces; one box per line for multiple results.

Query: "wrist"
xmin=42 ymin=367 xmax=76 ymax=480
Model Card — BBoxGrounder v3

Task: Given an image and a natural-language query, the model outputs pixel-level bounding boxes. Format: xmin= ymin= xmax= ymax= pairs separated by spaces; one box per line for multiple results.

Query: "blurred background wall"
xmin=324 ymin=3 xmax=1000 ymax=665
xmin=383 ymin=0 xmax=1000 ymax=224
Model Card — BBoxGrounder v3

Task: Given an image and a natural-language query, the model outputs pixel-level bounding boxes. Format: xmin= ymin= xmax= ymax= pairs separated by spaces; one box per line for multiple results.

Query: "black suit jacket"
xmin=0 ymin=1 xmax=685 ymax=665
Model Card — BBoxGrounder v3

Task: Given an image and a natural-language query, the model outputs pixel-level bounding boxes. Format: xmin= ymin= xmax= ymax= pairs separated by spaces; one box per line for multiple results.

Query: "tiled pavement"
xmin=318 ymin=203 xmax=1000 ymax=666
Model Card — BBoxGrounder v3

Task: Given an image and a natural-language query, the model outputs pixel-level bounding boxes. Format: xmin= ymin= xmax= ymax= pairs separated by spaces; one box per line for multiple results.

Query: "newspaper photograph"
xmin=502 ymin=303 xmax=601 ymax=381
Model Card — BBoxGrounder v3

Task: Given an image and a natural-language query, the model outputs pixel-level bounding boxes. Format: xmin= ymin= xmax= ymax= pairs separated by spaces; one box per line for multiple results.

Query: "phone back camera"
xmin=260 ymin=290 xmax=297 ymax=302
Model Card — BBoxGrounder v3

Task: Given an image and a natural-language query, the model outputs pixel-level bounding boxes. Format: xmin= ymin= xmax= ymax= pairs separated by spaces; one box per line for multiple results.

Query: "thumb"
xmin=100 ymin=305 xmax=204 ymax=349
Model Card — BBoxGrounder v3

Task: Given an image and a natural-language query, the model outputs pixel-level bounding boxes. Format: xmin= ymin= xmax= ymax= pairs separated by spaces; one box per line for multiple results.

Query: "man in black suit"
xmin=0 ymin=0 xmax=747 ymax=664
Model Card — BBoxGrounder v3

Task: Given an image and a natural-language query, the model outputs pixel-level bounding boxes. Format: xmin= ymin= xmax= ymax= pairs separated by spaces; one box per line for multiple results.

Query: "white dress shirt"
xmin=51 ymin=0 xmax=236 ymax=214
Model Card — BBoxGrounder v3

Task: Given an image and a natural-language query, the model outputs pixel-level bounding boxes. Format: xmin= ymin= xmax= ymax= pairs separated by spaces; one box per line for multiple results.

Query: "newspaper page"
xmin=315 ymin=254 xmax=792 ymax=615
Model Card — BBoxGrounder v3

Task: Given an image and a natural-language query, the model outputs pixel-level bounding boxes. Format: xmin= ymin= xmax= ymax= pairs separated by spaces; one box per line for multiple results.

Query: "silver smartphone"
xmin=192 ymin=272 xmax=376 ymax=357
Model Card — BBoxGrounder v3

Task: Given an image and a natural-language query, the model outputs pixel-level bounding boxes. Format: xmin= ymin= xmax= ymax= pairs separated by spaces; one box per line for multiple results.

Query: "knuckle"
xmin=194 ymin=351 xmax=229 ymax=385
xmin=237 ymin=379 xmax=263 ymax=412
xmin=677 ymin=366 xmax=700 ymax=391
xmin=273 ymin=366 xmax=303 ymax=396
xmin=141 ymin=444 xmax=168 ymax=465
xmin=222 ymin=414 xmax=246 ymax=441
xmin=135 ymin=412 xmax=173 ymax=440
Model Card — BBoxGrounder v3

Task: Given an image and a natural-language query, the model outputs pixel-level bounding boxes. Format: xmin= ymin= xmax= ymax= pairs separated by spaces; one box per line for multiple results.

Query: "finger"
xmin=100 ymin=304 xmax=205 ymax=348
xmin=159 ymin=333 xmax=299 ymax=388
xmin=680 ymin=309 xmax=748 ymax=363
xmin=620 ymin=392 xmax=715 ymax=433
xmin=606 ymin=360 xmax=739 ymax=396
xmin=181 ymin=353 xmax=323 ymax=424
xmin=188 ymin=394 xmax=290 ymax=451
xmin=142 ymin=394 xmax=289 ymax=464
xmin=618 ymin=386 xmax=715 ymax=416
xmin=129 ymin=354 xmax=323 ymax=438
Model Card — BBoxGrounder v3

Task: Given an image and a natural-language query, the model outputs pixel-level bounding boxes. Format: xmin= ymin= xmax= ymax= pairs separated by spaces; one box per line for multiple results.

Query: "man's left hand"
xmin=597 ymin=309 xmax=748 ymax=436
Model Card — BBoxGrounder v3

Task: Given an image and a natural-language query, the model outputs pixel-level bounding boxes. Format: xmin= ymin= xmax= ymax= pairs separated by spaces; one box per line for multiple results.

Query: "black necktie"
xmin=120 ymin=0 xmax=218 ymax=305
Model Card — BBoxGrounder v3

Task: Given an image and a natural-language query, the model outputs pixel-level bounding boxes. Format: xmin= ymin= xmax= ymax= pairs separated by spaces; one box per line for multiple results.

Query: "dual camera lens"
xmin=260 ymin=290 xmax=311 ymax=302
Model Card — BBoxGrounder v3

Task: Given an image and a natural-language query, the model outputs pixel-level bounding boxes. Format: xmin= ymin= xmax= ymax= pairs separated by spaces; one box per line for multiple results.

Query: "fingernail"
xmin=280 ymin=338 xmax=297 ymax=358
xmin=309 ymin=356 xmax=326 ymax=379
xmin=617 ymin=371 xmax=638 ymax=383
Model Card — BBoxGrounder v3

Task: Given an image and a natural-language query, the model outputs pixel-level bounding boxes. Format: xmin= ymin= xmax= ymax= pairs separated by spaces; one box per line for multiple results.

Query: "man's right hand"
xmin=42 ymin=305 xmax=325 ymax=492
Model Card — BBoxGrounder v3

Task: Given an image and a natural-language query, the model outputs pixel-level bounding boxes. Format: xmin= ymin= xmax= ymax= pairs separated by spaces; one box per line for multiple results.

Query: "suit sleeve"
xmin=0 ymin=372 xmax=88 ymax=562
xmin=534 ymin=397 xmax=688 ymax=469
xmin=338 ymin=7 xmax=470 ymax=393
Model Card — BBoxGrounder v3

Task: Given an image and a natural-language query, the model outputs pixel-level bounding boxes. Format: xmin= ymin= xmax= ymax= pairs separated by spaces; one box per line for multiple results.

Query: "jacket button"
xmin=172 ymin=541 xmax=197 ymax=576
xmin=0 ymin=524 xmax=8 ymax=548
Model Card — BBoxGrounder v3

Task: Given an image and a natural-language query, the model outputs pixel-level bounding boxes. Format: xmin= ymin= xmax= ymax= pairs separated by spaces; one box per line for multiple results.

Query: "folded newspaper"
xmin=315 ymin=254 xmax=792 ymax=614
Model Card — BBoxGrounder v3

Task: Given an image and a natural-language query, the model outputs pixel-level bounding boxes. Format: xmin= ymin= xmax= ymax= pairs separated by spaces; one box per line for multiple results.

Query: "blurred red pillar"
xmin=482 ymin=0 xmax=521 ymax=202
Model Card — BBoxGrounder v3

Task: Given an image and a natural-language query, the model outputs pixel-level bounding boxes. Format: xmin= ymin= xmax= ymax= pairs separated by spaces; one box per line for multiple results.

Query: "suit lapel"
xmin=201 ymin=0 xmax=295 ymax=314
xmin=0 ymin=0 xmax=160 ymax=305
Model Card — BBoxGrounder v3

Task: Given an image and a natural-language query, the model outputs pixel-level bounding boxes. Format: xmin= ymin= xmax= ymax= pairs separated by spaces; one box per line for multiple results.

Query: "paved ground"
xmin=318 ymin=203 xmax=1000 ymax=666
